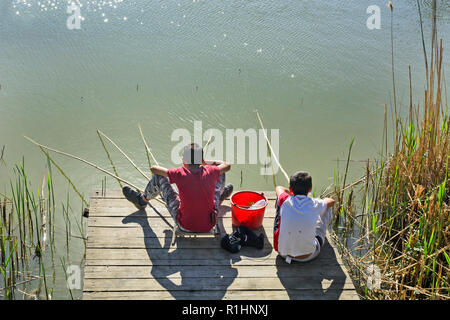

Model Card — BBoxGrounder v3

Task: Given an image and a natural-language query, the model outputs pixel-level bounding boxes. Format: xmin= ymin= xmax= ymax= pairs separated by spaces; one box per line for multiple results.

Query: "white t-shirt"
xmin=278 ymin=195 xmax=328 ymax=257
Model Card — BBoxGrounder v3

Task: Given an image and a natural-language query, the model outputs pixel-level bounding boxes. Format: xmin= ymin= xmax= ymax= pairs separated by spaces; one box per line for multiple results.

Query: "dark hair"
xmin=289 ymin=171 xmax=312 ymax=196
xmin=182 ymin=143 xmax=203 ymax=165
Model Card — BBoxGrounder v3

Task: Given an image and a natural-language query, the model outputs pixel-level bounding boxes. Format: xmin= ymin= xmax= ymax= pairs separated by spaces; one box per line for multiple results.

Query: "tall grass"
xmin=332 ymin=1 xmax=449 ymax=299
xmin=0 ymin=157 xmax=87 ymax=299
xmin=0 ymin=145 xmax=5 ymax=165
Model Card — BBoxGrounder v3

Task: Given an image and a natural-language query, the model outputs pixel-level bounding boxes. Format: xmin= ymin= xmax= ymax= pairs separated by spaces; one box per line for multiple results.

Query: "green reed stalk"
xmin=389 ymin=1 xmax=399 ymax=155
xmin=97 ymin=130 xmax=123 ymax=188
xmin=0 ymin=145 xmax=5 ymax=166
xmin=1 ymin=241 xmax=17 ymax=299
xmin=239 ymin=170 xmax=243 ymax=190
xmin=59 ymin=257 xmax=73 ymax=300
xmin=39 ymin=252 xmax=49 ymax=300
xmin=46 ymin=158 xmax=55 ymax=251
xmin=339 ymin=138 xmax=355 ymax=214
xmin=62 ymin=189 xmax=70 ymax=257
xmin=40 ymin=148 xmax=88 ymax=207
xmin=10 ymin=170 xmax=25 ymax=269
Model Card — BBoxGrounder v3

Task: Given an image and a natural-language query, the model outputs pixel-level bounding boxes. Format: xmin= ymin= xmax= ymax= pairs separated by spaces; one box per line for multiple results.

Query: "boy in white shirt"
xmin=273 ymin=171 xmax=335 ymax=263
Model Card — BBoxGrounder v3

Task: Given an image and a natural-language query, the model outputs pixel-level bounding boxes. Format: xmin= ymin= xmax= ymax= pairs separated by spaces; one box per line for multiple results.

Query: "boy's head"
xmin=289 ymin=171 xmax=312 ymax=196
xmin=182 ymin=143 xmax=204 ymax=166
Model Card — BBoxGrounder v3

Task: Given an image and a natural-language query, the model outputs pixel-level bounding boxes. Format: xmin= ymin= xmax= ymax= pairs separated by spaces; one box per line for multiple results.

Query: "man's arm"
xmin=150 ymin=166 xmax=169 ymax=177
xmin=218 ymin=162 xmax=231 ymax=174
xmin=324 ymin=197 xmax=335 ymax=208
xmin=203 ymin=159 xmax=231 ymax=175
xmin=275 ymin=186 xmax=291 ymax=197
xmin=275 ymin=185 xmax=334 ymax=208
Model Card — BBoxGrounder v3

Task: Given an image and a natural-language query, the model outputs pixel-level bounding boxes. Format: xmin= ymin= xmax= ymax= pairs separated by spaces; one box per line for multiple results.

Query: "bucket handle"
xmin=232 ymin=202 xmax=250 ymax=210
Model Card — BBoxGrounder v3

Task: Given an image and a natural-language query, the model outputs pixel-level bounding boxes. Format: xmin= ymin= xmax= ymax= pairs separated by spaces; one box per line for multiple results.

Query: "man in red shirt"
xmin=122 ymin=143 xmax=232 ymax=232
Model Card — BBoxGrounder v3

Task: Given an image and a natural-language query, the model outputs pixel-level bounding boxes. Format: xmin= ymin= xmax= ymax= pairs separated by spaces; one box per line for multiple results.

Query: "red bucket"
xmin=230 ymin=191 xmax=268 ymax=229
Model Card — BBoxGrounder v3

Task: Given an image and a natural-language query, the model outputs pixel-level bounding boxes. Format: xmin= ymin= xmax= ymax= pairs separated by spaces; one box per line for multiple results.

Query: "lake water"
xmin=0 ymin=0 xmax=449 ymax=299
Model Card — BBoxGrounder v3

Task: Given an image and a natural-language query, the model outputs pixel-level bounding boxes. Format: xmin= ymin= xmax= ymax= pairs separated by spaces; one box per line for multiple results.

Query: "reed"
xmin=0 ymin=145 xmax=5 ymax=166
xmin=0 ymin=157 xmax=86 ymax=299
xmin=59 ymin=257 xmax=73 ymax=300
xmin=97 ymin=130 xmax=123 ymax=189
xmin=333 ymin=0 xmax=449 ymax=299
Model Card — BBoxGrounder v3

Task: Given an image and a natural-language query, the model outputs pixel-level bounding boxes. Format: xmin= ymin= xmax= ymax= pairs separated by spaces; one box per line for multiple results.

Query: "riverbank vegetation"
xmin=331 ymin=0 xmax=449 ymax=299
xmin=0 ymin=156 xmax=86 ymax=299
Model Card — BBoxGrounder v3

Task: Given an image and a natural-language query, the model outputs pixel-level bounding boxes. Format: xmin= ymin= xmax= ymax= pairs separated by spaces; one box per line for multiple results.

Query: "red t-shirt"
xmin=167 ymin=165 xmax=221 ymax=232
xmin=273 ymin=192 xmax=290 ymax=252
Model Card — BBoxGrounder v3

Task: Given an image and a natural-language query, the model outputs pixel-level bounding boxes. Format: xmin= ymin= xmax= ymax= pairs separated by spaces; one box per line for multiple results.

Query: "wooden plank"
xmin=84 ymin=239 xmax=340 ymax=259
xmin=83 ymin=277 xmax=356 ymax=292
xmin=83 ymin=289 xmax=360 ymax=300
xmin=86 ymin=248 xmax=279 ymax=261
xmin=86 ymin=227 xmax=275 ymax=239
xmin=84 ymin=258 xmax=344 ymax=267
xmin=84 ymin=265 xmax=350 ymax=279
xmin=86 ymin=236 xmax=275 ymax=249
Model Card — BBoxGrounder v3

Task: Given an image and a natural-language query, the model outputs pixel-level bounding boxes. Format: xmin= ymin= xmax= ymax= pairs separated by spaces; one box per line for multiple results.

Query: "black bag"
xmin=221 ymin=226 xmax=264 ymax=253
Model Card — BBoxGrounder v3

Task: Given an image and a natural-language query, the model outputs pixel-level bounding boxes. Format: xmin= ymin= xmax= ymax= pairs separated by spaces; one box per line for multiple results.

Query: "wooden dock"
xmin=83 ymin=189 xmax=359 ymax=300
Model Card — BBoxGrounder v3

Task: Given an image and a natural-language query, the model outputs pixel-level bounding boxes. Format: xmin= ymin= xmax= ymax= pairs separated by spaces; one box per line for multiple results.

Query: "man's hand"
xmin=150 ymin=166 xmax=169 ymax=177
xmin=203 ymin=159 xmax=221 ymax=166
xmin=324 ymin=197 xmax=335 ymax=208
xmin=218 ymin=162 xmax=231 ymax=174
xmin=204 ymin=159 xmax=231 ymax=175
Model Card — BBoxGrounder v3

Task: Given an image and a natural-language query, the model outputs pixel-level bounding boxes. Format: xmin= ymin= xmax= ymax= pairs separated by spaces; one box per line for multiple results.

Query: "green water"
xmin=0 ymin=0 xmax=449 ymax=299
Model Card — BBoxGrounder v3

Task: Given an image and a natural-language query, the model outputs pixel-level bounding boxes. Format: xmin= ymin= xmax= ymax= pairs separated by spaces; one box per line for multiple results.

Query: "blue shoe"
xmin=220 ymin=184 xmax=234 ymax=203
xmin=122 ymin=186 xmax=147 ymax=210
